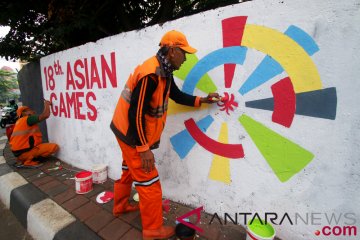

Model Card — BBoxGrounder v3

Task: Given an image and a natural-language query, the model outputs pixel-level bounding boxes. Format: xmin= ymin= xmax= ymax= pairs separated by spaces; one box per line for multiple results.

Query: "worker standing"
xmin=110 ymin=30 xmax=219 ymax=239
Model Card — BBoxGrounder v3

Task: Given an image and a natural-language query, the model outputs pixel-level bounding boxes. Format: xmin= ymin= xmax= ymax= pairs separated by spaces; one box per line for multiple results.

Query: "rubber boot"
xmin=113 ymin=182 xmax=139 ymax=216
xmin=142 ymin=225 xmax=175 ymax=240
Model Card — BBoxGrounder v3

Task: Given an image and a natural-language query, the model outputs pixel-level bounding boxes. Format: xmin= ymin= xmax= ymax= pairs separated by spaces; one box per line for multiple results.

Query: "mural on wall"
xmin=170 ymin=16 xmax=337 ymax=184
xmin=43 ymin=53 xmax=117 ymax=122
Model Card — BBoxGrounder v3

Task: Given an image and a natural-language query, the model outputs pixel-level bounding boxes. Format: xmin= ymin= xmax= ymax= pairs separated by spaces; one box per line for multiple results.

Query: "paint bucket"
xmin=246 ymin=219 xmax=275 ymax=240
xmin=75 ymin=171 xmax=93 ymax=194
xmin=91 ymin=164 xmax=107 ymax=184
xmin=175 ymin=223 xmax=196 ymax=240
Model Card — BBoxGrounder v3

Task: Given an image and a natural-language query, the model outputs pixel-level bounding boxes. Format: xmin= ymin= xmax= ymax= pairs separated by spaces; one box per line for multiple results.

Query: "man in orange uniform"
xmin=111 ymin=30 xmax=219 ymax=239
xmin=10 ymin=100 xmax=59 ymax=168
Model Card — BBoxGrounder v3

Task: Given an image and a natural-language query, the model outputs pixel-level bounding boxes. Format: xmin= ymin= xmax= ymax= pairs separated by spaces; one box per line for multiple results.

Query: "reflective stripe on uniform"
xmin=11 ymin=128 xmax=41 ymax=137
xmin=121 ymin=85 xmax=132 ymax=103
xmin=147 ymin=100 xmax=168 ymax=118
xmin=133 ymin=175 xmax=159 ymax=187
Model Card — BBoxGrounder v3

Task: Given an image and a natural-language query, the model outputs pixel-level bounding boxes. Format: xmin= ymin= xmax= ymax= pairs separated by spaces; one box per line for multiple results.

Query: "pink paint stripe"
xmin=184 ymin=118 xmax=244 ymax=158
xmin=176 ymin=206 xmax=204 ymax=233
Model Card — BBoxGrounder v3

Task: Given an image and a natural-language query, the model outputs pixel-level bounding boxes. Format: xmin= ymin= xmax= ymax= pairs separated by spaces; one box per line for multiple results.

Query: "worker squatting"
xmin=47 ymin=52 xmax=117 ymax=121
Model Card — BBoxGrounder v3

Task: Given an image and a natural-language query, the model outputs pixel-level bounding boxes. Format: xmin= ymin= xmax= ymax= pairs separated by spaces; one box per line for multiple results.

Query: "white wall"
xmin=40 ymin=0 xmax=360 ymax=239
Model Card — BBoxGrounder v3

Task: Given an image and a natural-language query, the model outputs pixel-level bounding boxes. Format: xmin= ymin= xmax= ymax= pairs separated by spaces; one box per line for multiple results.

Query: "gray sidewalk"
xmin=0 ymin=134 xmax=260 ymax=240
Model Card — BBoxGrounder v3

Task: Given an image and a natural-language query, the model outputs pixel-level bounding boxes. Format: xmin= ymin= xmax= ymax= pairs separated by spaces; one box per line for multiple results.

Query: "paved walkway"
xmin=0 ymin=134 xmax=259 ymax=240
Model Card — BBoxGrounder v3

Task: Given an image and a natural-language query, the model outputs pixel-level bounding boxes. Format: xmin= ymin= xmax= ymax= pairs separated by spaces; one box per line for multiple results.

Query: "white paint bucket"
xmin=92 ymin=164 xmax=108 ymax=184
xmin=246 ymin=219 xmax=276 ymax=240
xmin=75 ymin=171 xmax=93 ymax=194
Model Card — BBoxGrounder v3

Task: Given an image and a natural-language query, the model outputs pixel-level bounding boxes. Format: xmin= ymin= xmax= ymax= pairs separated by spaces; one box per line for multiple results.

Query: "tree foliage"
xmin=0 ymin=70 xmax=19 ymax=102
xmin=0 ymin=0 xmax=245 ymax=62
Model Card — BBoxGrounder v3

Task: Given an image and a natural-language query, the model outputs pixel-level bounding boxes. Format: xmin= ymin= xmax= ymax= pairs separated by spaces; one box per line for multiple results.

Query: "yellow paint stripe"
xmin=242 ymin=24 xmax=322 ymax=93
xmin=209 ymin=123 xmax=231 ymax=184
xmin=167 ymin=99 xmax=209 ymax=115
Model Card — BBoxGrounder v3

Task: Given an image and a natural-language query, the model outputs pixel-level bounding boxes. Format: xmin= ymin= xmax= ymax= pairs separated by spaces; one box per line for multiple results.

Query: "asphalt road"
xmin=0 ymin=126 xmax=33 ymax=240
xmin=0 ymin=201 xmax=33 ymax=240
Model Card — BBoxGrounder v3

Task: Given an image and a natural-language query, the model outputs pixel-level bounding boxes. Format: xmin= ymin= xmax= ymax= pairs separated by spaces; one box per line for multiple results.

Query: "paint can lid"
xmin=92 ymin=164 xmax=107 ymax=171
xmin=96 ymin=191 xmax=114 ymax=204
xmin=75 ymin=171 xmax=92 ymax=179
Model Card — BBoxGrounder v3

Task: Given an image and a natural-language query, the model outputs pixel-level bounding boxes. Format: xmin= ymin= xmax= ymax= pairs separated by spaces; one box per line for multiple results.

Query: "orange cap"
xmin=17 ymin=106 xmax=30 ymax=117
xmin=159 ymin=30 xmax=197 ymax=54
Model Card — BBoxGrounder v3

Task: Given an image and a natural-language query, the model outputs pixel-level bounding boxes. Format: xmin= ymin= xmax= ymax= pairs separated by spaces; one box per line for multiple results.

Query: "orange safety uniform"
xmin=111 ymin=56 xmax=200 ymax=230
xmin=10 ymin=116 xmax=59 ymax=165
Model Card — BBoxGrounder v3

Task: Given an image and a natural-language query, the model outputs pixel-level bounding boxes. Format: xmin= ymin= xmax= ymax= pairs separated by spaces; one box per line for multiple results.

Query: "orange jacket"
xmin=111 ymin=56 xmax=200 ymax=152
xmin=10 ymin=116 xmax=42 ymax=156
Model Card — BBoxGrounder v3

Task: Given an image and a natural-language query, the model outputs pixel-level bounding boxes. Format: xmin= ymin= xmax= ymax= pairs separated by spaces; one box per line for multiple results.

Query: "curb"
xmin=0 ymin=134 xmax=254 ymax=240
xmin=0 ymin=137 xmax=101 ymax=240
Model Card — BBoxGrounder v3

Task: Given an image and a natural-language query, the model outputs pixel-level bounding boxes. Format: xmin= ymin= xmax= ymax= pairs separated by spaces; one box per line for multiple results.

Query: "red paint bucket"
xmin=75 ymin=171 xmax=93 ymax=194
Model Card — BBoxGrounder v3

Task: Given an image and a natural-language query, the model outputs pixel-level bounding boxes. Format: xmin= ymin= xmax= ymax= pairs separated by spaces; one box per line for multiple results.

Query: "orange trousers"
xmin=17 ymin=143 xmax=59 ymax=165
xmin=114 ymin=138 xmax=163 ymax=230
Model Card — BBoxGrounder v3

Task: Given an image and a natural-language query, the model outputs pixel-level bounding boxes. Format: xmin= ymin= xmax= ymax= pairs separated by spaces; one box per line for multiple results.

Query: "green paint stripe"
xmin=174 ymin=54 xmax=217 ymax=94
xmin=239 ymin=114 xmax=314 ymax=182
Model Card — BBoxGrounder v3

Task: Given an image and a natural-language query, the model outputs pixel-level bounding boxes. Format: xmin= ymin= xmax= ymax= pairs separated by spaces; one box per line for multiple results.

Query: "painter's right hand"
xmin=139 ymin=149 xmax=155 ymax=173
xmin=44 ymin=99 xmax=52 ymax=106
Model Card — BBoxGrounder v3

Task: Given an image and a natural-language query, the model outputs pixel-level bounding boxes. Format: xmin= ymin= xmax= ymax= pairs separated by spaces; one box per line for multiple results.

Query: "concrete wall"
xmin=17 ymin=61 xmax=48 ymax=142
xmin=39 ymin=0 xmax=360 ymax=239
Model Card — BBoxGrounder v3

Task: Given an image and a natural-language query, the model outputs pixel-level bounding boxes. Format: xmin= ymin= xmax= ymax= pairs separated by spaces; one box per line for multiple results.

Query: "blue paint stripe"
xmin=239 ymin=25 xmax=319 ymax=95
xmin=182 ymin=47 xmax=247 ymax=94
xmin=295 ymin=87 xmax=337 ymax=119
xmin=239 ymin=56 xmax=283 ymax=95
xmin=170 ymin=115 xmax=214 ymax=159
xmin=285 ymin=25 xmax=319 ymax=55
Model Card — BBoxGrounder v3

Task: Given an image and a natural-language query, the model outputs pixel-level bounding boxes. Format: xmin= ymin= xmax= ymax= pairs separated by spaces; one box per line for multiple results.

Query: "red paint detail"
xmin=6 ymin=124 xmax=15 ymax=140
xmin=222 ymin=16 xmax=247 ymax=47
xmin=246 ymin=231 xmax=259 ymax=240
xmin=222 ymin=16 xmax=247 ymax=88
xmin=271 ymin=77 xmax=296 ymax=128
xmin=100 ymin=191 xmax=114 ymax=203
xmin=315 ymin=230 xmax=321 ymax=236
xmin=217 ymin=92 xmax=238 ymax=115
xmin=76 ymin=171 xmax=92 ymax=178
xmin=176 ymin=206 xmax=204 ymax=233
xmin=162 ymin=199 xmax=170 ymax=213
xmin=184 ymin=118 xmax=244 ymax=158
xmin=224 ymin=64 xmax=236 ymax=89
xmin=221 ymin=94 xmax=229 ymax=102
